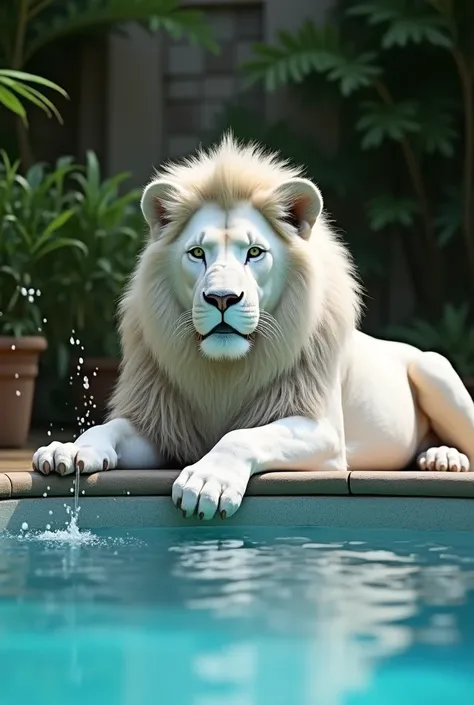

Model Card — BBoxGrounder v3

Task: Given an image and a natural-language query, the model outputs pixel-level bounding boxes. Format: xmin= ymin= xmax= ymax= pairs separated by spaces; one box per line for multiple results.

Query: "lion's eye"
xmin=189 ymin=247 xmax=205 ymax=260
xmin=247 ymin=246 xmax=264 ymax=259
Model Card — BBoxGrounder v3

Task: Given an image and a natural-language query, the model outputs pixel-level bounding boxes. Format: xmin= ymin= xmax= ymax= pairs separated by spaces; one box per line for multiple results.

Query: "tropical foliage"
xmin=0 ymin=150 xmax=86 ymax=337
xmin=1 ymin=0 xmax=217 ymax=164
xmin=243 ymin=0 xmax=474 ymax=324
xmin=0 ymin=151 xmax=142 ymax=368
xmin=0 ymin=69 xmax=68 ymax=125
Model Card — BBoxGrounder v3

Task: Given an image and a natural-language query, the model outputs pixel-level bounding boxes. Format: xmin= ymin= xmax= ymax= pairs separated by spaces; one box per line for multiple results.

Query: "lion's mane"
xmin=108 ymin=134 xmax=362 ymax=464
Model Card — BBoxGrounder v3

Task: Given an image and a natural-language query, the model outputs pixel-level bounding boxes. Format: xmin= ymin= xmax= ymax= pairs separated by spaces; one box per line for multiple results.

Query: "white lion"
xmin=33 ymin=134 xmax=474 ymax=520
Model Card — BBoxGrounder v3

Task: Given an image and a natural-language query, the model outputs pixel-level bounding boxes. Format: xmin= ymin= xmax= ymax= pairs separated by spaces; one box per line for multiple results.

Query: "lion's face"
xmin=140 ymin=166 xmax=324 ymax=364
xmin=169 ymin=202 xmax=288 ymax=360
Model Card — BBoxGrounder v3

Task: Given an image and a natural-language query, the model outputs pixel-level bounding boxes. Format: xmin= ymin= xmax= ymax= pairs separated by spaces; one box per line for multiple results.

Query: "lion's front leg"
xmin=33 ymin=418 xmax=165 ymax=475
xmin=172 ymin=415 xmax=346 ymax=520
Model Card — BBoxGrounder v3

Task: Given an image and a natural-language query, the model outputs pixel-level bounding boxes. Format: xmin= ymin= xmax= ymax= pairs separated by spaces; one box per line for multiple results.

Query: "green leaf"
xmin=42 ymin=208 xmax=75 ymax=239
xmin=366 ymin=194 xmax=418 ymax=230
xmin=0 ymin=69 xmax=67 ymax=124
xmin=25 ymin=0 xmax=217 ymax=62
xmin=34 ymin=237 xmax=88 ymax=260
xmin=382 ymin=17 xmax=452 ymax=49
xmin=356 ymin=100 xmax=420 ymax=149
xmin=417 ymin=109 xmax=457 ymax=157
xmin=347 ymin=2 xmax=452 ymax=49
xmin=326 ymin=51 xmax=382 ymax=96
xmin=0 ymin=85 xmax=27 ymax=123
xmin=0 ymin=70 xmax=69 ymax=98
xmin=242 ymin=20 xmax=341 ymax=91
xmin=3 ymin=79 xmax=65 ymax=123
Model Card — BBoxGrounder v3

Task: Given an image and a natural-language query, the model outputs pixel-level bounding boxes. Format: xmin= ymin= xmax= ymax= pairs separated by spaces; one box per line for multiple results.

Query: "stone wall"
xmin=162 ymin=3 xmax=264 ymax=159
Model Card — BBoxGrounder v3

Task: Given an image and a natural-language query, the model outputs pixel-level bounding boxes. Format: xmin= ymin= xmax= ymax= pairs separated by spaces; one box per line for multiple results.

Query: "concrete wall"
xmin=101 ymin=0 xmax=333 ymax=186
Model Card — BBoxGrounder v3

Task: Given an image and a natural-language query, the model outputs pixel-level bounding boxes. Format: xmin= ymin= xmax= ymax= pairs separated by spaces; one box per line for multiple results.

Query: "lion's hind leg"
xmin=408 ymin=352 xmax=474 ymax=472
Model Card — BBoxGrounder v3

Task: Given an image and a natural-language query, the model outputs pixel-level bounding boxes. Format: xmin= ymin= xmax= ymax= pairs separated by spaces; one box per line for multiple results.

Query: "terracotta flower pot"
xmin=72 ymin=356 xmax=120 ymax=425
xmin=0 ymin=336 xmax=48 ymax=448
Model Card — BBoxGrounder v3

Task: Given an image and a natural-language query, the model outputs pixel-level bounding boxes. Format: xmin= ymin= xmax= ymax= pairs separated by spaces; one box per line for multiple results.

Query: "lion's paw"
xmin=417 ymin=446 xmax=469 ymax=473
xmin=171 ymin=457 xmax=251 ymax=521
xmin=32 ymin=441 xmax=117 ymax=476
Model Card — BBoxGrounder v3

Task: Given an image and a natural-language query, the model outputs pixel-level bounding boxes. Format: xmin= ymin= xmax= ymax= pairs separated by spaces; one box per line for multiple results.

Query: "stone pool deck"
xmin=1 ymin=443 xmax=474 ymax=532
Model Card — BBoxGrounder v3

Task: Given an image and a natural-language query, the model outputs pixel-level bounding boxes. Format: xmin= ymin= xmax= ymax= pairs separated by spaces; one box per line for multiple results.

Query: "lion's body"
xmin=33 ymin=135 xmax=474 ymax=518
xmin=108 ymin=139 xmax=361 ymax=465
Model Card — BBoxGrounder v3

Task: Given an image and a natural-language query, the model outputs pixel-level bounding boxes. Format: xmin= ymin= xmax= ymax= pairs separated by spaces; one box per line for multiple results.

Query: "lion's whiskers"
xmin=256 ymin=311 xmax=284 ymax=352
xmin=173 ymin=311 xmax=195 ymax=343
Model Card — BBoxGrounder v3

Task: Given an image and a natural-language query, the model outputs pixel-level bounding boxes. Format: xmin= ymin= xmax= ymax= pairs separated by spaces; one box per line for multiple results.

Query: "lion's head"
xmin=110 ymin=134 xmax=361 ymax=463
xmin=141 ymin=177 xmax=322 ymax=362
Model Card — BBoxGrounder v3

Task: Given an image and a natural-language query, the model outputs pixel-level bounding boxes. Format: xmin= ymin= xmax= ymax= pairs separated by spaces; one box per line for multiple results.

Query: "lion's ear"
xmin=141 ymin=179 xmax=182 ymax=232
xmin=273 ymin=177 xmax=323 ymax=240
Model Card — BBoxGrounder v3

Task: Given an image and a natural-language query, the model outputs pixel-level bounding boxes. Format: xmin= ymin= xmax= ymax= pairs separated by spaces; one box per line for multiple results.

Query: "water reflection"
xmin=0 ymin=527 xmax=472 ymax=705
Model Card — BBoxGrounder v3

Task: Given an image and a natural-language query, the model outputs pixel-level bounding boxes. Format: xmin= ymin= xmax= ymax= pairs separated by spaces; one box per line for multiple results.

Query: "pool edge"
xmin=2 ymin=495 xmax=474 ymax=532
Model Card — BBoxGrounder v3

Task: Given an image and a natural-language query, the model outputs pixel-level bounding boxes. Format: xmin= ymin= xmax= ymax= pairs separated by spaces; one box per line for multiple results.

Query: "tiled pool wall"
xmin=0 ymin=469 xmax=473 ymax=532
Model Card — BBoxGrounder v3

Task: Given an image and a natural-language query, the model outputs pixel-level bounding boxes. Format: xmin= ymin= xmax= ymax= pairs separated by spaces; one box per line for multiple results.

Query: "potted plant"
xmin=41 ymin=151 xmax=143 ymax=425
xmin=386 ymin=303 xmax=474 ymax=399
xmin=0 ymin=151 xmax=87 ymax=446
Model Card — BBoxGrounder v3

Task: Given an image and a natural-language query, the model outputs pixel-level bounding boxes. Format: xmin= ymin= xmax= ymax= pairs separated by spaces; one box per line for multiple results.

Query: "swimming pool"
xmin=1 ymin=524 xmax=473 ymax=705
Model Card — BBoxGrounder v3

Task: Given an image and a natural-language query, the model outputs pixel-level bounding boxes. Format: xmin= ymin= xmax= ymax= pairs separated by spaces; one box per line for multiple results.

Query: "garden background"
xmin=1 ymin=0 xmax=473 ymax=444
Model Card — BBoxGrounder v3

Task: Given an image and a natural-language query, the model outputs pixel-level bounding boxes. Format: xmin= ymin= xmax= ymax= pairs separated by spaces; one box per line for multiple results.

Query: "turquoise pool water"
xmin=0 ymin=524 xmax=473 ymax=705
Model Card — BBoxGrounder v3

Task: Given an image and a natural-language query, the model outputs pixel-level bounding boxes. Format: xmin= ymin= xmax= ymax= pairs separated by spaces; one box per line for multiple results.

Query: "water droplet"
xmin=28 ymin=295 xmax=34 ymax=303
xmin=46 ymin=524 xmax=51 ymax=530
xmin=47 ymin=486 xmax=50 ymax=490
xmin=21 ymin=522 xmax=28 ymax=530
xmin=28 ymin=288 xmax=35 ymax=295
xmin=11 ymin=344 xmax=16 ymax=351
xmin=42 ymin=492 xmax=47 ymax=498
xmin=48 ymin=510 xmax=53 ymax=515
xmin=14 ymin=373 xmax=19 ymax=379
xmin=20 ymin=287 xmax=27 ymax=297
xmin=126 ymin=491 xmax=130 ymax=495
xmin=75 ymin=339 xmax=80 ymax=345
xmin=15 ymin=390 xmax=21 ymax=396
xmin=69 ymin=336 xmax=75 ymax=345
xmin=47 ymin=430 xmax=51 ymax=436
xmin=81 ymin=490 xmax=85 ymax=495
xmin=70 ymin=487 xmax=74 ymax=493
xmin=79 ymin=357 xmax=84 ymax=364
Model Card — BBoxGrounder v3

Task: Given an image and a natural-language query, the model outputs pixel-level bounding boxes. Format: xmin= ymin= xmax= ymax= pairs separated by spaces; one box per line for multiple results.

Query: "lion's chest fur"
xmin=156 ymin=351 xmax=327 ymax=465
xmin=170 ymin=367 xmax=266 ymax=459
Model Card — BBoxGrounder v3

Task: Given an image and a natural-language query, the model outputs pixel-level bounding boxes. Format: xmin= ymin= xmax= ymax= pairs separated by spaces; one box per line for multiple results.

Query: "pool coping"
xmin=0 ymin=468 xmax=473 ymax=532
xmin=0 ymin=468 xmax=474 ymax=500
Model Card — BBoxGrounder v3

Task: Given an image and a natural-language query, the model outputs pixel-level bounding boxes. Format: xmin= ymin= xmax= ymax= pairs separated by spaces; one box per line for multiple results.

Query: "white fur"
xmin=172 ymin=202 xmax=289 ymax=360
xmin=32 ymin=135 xmax=474 ymax=522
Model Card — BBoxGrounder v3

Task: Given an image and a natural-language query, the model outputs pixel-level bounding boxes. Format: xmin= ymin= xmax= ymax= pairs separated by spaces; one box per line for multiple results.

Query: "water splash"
xmin=34 ymin=519 xmax=98 ymax=545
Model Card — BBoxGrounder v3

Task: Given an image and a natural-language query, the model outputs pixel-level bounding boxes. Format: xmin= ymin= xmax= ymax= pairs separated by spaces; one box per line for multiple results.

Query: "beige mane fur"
xmin=108 ymin=134 xmax=362 ymax=465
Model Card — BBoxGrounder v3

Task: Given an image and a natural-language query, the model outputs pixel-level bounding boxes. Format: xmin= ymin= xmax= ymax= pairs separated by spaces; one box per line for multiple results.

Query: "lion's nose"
xmin=203 ymin=290 xmax=244 ymax=312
